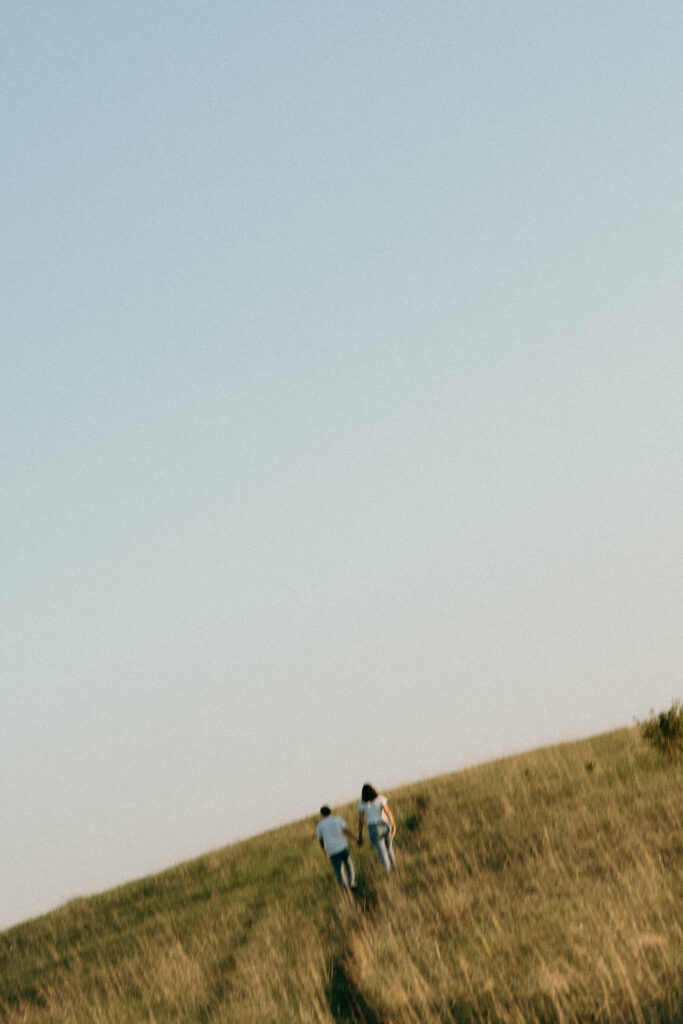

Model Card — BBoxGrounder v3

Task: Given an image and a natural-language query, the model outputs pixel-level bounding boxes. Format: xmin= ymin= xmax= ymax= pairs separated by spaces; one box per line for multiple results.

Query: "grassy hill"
xmin=1 ymin=727 xmax=681 ymax=1023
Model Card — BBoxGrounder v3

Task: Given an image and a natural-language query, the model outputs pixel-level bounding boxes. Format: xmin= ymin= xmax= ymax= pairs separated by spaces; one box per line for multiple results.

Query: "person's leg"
xmin=385 ymin=828 xmax=397 ymax=869
xmin=341 ymin=848 xmax=356 ymax=888
xmin=368 ymin=823 xmax=391 ymax=869
xmin=328 ymin=851 xmax=348 ymax=888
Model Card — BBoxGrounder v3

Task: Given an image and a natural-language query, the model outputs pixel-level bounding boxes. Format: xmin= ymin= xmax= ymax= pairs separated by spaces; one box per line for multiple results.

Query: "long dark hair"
xmin=361 ymin=783 xmax=378 ymax=801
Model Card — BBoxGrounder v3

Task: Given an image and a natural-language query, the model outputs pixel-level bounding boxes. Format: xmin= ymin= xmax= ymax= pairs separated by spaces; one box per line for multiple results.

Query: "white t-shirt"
xmin=357 ymin=795 xmax=387 ymax=826
xmin=316 ymin=815 xmax=348 ymax=856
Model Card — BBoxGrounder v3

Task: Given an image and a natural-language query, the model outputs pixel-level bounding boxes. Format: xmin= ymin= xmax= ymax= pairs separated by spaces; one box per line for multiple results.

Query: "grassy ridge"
xmin=1 ymin=728 xmax=681 ymax=1022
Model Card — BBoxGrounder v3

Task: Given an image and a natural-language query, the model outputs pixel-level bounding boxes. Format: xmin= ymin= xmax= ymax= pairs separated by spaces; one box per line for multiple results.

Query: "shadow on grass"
xmin=350 ymin=872 xmax=379 ymax=915
xmin=327 ymin=958 xmax=384 ymax=1024
xmin=324 ymin=862 xmax=389 ymax=1024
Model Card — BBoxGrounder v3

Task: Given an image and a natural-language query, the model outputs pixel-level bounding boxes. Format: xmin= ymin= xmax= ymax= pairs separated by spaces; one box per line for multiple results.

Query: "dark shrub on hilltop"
xmin=640 ymin=700 xmax=683 ymax=760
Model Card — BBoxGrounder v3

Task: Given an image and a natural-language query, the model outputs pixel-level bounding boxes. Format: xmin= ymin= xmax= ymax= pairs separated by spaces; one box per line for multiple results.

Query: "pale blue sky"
xmin=2 ymin=2 xmax=682 ymax=930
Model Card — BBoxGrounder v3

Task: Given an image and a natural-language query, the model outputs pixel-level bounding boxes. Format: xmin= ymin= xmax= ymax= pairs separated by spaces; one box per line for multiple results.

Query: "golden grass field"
xmin=1 ymin=727 xmax=681 ymax=1022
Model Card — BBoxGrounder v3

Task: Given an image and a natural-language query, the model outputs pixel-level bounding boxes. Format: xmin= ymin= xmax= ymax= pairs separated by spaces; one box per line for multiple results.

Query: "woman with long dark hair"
xmin=357 ymin=783 xmax=396 ymax=870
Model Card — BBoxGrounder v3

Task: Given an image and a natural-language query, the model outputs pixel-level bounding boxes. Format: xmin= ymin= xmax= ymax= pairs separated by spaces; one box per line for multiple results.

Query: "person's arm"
xmin=319 ymin=838 xmax=328 ymax=857
xmin=343 ymin=826 xmax=359 ymax=846
xmin=383 ymin=802 xmax=396 ymax=836
xmin=357 ymin=810 xmax=365 ymax=845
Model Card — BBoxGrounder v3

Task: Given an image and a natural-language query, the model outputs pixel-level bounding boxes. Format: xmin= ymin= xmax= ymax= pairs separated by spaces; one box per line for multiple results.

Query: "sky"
xmin=2 ymin=1 xmax=682 ymax=932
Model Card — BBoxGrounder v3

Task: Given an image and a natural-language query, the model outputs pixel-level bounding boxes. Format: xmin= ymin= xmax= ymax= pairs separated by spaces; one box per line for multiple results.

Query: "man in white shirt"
xmin=316 ymin=806 xmax=357 ymax=891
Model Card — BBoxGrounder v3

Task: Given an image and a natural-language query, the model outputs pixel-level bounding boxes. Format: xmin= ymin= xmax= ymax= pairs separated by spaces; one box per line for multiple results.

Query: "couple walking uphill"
xmin=316 ymin=783 xmax=397 ymax=891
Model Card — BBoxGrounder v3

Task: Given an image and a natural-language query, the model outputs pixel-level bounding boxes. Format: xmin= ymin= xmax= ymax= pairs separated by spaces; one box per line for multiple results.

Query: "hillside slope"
xmin=1 ymin=728 xmax=681 ymax=1023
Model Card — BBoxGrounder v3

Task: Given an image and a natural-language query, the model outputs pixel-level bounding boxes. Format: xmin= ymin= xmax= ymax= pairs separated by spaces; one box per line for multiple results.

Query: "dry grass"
xmin=2 ymin=728 xmax=681 ymax=1022
xmin=344 ymin=735 xmax=682 ymax=1022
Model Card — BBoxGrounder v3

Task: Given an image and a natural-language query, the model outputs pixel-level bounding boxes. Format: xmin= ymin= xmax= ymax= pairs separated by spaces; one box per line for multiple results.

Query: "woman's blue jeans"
xmin=368 ymin=821 xmax=396 ymax=870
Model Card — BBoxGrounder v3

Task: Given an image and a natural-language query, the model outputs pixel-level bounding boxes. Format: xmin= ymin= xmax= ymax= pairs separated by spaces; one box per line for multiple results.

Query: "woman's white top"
xmin=357 ymin=794 xmax=387 ymax=825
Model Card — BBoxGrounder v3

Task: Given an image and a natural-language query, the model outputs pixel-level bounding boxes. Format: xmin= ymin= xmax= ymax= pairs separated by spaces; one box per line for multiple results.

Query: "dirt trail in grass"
xmin=196 ymin=894 xmax=270 ymax=1023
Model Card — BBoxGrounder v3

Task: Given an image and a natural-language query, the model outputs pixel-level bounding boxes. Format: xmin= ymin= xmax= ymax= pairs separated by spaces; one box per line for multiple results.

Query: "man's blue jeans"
xmin=369 ymin=821 xmax=396 ymax=870
xmin=329 ymin=847 xmax=356 ymax=889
